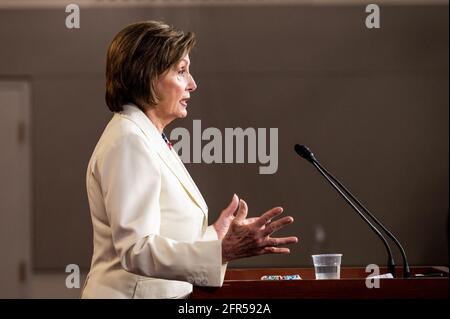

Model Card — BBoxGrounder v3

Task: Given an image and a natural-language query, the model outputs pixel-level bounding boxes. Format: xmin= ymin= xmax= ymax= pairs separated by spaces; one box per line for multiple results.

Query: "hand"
xmin=221 ymin=199 xmax=298 ymax=263
xmin=213 ymin=194 xmax=240 ymax=241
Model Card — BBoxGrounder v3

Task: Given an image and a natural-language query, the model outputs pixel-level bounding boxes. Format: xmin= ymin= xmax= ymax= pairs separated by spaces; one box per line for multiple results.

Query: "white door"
xmin=0 ymin=81 xmax=31 ymax=298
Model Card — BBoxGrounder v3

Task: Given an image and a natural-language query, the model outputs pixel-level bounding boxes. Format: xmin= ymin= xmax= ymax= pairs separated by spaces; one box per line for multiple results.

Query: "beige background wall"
xmin=0 ymin=4 xmax=448 ymax=276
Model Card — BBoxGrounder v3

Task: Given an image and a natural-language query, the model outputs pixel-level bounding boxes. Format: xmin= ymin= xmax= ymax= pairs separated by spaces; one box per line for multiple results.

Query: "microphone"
xmin=295 ymin=144 xmax=411 ymax=278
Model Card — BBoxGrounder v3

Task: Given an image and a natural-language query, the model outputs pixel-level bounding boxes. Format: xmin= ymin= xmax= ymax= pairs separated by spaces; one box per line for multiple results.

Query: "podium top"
xmin=192 ymin=266 xmax=448 ymax=299
xmin=224 ymin=266 xmax=448 ymax=280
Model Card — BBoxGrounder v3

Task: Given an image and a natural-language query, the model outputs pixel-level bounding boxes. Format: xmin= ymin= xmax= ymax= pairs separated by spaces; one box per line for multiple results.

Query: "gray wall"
xmin=0 ymin=4 xmax=448 ymax=272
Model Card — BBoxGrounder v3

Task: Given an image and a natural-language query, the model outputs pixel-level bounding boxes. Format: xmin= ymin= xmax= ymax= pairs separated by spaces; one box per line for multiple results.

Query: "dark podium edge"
xmin=191 ymin=266 xmax=449 ymax=299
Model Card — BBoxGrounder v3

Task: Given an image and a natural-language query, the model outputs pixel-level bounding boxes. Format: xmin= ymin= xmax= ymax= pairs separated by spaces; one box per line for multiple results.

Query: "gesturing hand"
xmin=213 ymin=194 xmax=240 ymax=241
xmin=221 ymin=199 xmax=298 ymax=263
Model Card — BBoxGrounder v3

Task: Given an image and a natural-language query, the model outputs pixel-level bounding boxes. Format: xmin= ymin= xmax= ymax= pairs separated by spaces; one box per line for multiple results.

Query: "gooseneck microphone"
xmin=295 ymin=144 xmax=411 ymax=278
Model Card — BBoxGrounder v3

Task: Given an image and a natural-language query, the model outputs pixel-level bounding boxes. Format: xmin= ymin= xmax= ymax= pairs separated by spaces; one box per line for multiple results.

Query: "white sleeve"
xmin=97 ymin=133 xmax=226 ymax=287
xmin=202 ymin=225 xmax=219 ymax=241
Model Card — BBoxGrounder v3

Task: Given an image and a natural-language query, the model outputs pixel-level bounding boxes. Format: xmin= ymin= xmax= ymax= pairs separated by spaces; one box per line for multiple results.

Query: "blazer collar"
xmin=119 ymin=104 xmax=208 ymax=215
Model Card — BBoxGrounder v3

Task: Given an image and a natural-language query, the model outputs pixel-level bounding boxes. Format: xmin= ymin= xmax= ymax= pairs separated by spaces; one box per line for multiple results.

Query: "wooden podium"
xmin=192 ymin=266 xmax=448 ymax=299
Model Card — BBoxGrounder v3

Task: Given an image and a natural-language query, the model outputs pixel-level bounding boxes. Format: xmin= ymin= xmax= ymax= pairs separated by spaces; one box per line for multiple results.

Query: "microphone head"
xmin=294 ymin=144 xmax=316 ymax=163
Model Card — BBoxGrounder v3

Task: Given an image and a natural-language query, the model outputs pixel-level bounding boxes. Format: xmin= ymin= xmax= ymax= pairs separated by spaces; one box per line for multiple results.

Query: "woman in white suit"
xmin=81 ymin=21 xmax=298 ymax=299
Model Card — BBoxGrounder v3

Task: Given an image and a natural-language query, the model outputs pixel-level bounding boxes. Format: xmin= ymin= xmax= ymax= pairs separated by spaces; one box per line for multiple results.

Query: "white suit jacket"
xmin=81 ymin=104 xmax=227 ymax=299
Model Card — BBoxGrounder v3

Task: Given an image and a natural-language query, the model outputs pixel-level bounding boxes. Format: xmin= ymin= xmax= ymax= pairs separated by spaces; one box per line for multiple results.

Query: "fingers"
xmin=262 ymin=247 xmax=291 ymax=254
xmin=267 ymin=236 xmax=299 ymax=247
xmin=234 ymin=199 xmax=248 ymax=222
xmin=260 ymin=236 xmax=299 ymax=255
xmin=261 ymin=216 xmax=295 ymax=236
xmin=223 ymin=194 xmax=239 ymax=217
xmin=254 ymin=207 xmax=284 ymax=228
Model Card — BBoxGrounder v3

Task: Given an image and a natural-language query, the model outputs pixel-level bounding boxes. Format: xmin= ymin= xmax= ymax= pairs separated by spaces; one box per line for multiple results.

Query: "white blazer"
xmin=81 ymin=104 xmax=227 ymax=299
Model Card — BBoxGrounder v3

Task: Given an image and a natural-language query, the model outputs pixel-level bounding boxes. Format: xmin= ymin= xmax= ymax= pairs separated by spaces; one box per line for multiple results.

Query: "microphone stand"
xmin=314 ymin=160 xmax=411 ymax=278
xmin=295 ymin=144 xmax=411 ymax=278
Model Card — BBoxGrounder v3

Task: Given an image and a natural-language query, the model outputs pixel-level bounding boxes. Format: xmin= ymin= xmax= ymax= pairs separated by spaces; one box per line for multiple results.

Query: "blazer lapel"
xmin=169 ymin=147 xmax=209 ymax=214
xmin=120 ymin=104 xmax=208 ymax=216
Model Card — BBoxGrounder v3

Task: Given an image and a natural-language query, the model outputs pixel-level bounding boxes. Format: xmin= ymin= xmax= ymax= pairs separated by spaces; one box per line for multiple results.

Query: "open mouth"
xmin=180 ymin=98 xmax=190 ymax=107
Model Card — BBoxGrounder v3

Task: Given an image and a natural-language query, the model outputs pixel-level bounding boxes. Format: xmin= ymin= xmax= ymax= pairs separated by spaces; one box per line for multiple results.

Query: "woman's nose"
xmin=187 ymin=74 xmax=197 ymax=92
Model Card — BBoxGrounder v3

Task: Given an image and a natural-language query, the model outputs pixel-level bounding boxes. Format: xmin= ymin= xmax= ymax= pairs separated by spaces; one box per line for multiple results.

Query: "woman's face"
xmin=154 ymin=54 xmax=197 ymax=121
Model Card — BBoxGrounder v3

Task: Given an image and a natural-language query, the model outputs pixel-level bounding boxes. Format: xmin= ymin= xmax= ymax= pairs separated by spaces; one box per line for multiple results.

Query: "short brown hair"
xmin=105 ymin=21 xmax=196 ymax=112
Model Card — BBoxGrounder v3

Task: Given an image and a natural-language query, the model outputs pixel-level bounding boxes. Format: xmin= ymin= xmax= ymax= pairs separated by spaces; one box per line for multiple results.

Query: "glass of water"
xmin=312 ymin=254 xmax=343 ymax=279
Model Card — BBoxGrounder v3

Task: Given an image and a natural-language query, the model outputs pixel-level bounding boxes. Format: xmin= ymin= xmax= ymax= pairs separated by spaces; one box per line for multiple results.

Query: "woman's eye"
xmin=178 ymin=69 xmax=186 ymax=76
